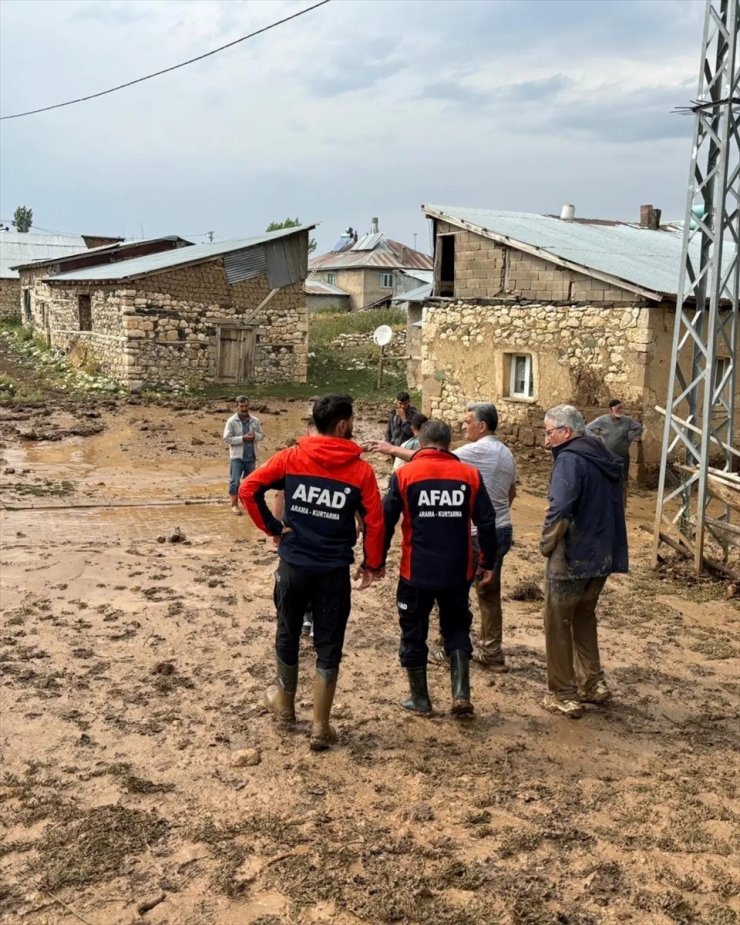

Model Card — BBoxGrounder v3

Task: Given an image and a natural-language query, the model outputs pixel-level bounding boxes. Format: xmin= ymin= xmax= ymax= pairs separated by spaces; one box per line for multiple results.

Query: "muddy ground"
xmin=0 ymin=398 xmax=738 ymax=925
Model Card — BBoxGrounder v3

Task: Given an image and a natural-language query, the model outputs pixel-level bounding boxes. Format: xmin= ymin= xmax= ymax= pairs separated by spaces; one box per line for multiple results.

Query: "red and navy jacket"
xmin=382 ymin=447 xmax=497 ymax=589
xmin=239 ymin=436 xmax=384 ymax=573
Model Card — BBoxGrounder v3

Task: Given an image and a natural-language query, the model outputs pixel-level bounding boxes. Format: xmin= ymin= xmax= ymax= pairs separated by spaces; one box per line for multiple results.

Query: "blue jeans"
xmin=229 ymin=458 xmax=255 ymax=496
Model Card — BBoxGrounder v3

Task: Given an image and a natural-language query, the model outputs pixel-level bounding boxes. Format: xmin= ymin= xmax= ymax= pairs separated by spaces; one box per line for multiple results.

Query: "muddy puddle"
xmin=1 ymin=398 xmax=738 ymax=925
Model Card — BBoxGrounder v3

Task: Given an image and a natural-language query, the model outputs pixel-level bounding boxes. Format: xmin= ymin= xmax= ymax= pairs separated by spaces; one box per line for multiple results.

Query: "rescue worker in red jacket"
xmin=240 ymin=394 xmax=384 ymax=751
xmin=382 ymin=419 xmax=498 ymax=717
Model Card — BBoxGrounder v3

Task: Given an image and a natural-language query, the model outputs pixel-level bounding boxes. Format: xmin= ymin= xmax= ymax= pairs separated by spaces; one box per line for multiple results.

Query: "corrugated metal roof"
xmin=304 ymin=279 xmax=350 ymax=296
xmin=309 ymin=235 xmax=432 ymax=272
xmin=401 ymin=269 xmax=433 ymax=285
xmin=423 ymin=204 xmax=735 ymax=298
xmin=48 ymin=224 xmax=316 ymax=284
xmin=0 ymin=231 xmax=88 ymax=278
xmin=392 ymin=282 xmax=433 ymax=303
xmin=9 ymin=235 xmax=190 ymax=272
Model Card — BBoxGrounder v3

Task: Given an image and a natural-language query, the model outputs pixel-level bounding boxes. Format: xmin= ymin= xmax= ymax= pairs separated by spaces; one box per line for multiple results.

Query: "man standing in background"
xmin=586 ymin=399 xmax=643 ymax=504
xmin=223 ymin=396 xmax=264 ymax=515
xmin=385 ymin=391 xmax=418 ymax=446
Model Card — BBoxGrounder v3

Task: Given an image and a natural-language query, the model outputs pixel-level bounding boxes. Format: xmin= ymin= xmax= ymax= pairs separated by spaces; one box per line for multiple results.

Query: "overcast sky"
xmin=0 ymin=0 xmax=705 ymax=253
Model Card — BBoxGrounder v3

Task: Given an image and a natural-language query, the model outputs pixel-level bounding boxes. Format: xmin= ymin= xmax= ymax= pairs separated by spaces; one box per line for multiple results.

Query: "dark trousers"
xmin=397 ymin=579 xmax=472 ymax=668
xmin=273 ymin=559 xmax=351 ymax=670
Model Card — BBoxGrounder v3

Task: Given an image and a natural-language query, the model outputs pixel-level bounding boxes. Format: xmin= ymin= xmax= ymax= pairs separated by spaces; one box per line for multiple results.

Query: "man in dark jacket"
xmin=540 ymin=404 xmax=628 ymax=719
xmin=385 ymin=391 xmax=419 ymax=446
xmin=240 ymin=394 xmax=384 ymax=751
xmin=382 ymin=420 xmax=498 ymax=718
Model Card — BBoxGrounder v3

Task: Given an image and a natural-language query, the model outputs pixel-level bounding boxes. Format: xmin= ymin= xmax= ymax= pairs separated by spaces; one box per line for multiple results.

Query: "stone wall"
xmin=435 ymin=220 xmax=639 ymax=303
xmin=26 ymin=259 xmax=308 ymax=389
xmin=420 ymin=297 xmax=662 ymax=464
xmin=0 ymin=278 xmax=20 ymax=320
xmin=329 ymin=328 xmax=406 ymax=358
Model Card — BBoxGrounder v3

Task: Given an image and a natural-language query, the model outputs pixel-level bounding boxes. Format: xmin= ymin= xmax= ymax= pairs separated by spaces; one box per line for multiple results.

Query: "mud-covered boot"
xmin=401 ymin=666 xmax=433 ymax=714
xmin=309 ymin=667 xmax=338 ymax=751
xmin=450 ymin=650 xmax=474 ymax=717
xmin=264 ymin=656 xmax=298 ymax=724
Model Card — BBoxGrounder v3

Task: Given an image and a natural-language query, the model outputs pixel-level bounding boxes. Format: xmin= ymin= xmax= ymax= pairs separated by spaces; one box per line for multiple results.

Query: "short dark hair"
xmin=410 ymin=412 xmax=428 ymax=431
xmin=608 ymin=399 xmax=623 ymax=408
xmin=467 ymin=401 xmax=498 ymax=433
xmin=418 ymin=419 xmax=452 ymax=448
xmin=235 ymin=395 xmax=249 ymax=403
xmin=396 ymin=391 xmax=410 ymax=403
xmin=312 ymin=394 xmax=353 ymax=435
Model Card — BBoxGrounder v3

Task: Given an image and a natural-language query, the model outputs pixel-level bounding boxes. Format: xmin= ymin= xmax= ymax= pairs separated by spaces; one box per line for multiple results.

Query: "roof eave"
xmin=422 ymin=205 xmax=663 ymax=302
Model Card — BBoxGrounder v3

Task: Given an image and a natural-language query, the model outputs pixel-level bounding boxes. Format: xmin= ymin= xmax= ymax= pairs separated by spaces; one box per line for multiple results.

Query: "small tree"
xmin=266 ymin=217 xmax=317 ymax=253
xmin=12 ymin=206 xmax=33 ymax=233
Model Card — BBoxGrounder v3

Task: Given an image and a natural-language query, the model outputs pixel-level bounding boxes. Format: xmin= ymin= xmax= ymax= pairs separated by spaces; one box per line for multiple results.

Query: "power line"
xmin=1 ymin=0 xmax=331 ymax=121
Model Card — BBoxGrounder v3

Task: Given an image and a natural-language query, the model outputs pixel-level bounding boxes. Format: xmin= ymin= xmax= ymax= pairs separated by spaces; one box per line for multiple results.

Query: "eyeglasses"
xmin=544 ymin=426 xmax=567 ymax=437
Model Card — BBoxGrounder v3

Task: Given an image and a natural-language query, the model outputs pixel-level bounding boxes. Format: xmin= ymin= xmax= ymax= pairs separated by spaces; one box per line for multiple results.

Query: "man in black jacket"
xmin=385 ymin=391 xmax=419 ymax=446
xmin=382 ymin=420 xmax=497 ymax=717
xmin=540 ymin=404 xmax=628 ymax=719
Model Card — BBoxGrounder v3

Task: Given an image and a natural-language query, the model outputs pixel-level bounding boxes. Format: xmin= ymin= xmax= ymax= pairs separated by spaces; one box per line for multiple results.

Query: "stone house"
xmin=13 ymin=236 xmax=192 ymax=330
xmin=21 ymin=226 xmax=313 ymax=390
xmin=417 ymin=204 xmax=738 ymax=474
xmin=0 ymin=230 xmax=122 ymax=320
xmin=308 ymin=219 xmax=432 ymax=311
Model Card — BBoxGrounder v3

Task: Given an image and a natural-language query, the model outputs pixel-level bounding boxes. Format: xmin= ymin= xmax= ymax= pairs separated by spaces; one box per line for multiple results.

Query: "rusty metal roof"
xmin=10 ymin=235 xmax=191 ymax=272
xmin=309 ymin=235 xmax=432 ymax=272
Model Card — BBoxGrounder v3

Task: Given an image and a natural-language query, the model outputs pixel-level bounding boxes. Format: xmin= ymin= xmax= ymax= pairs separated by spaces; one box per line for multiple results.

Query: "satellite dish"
xmin=373 ymin=325 xmax=393 ymax=347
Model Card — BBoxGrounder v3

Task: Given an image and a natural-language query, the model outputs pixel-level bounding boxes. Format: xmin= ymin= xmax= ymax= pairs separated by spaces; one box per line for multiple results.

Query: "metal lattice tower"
xmin=652 ymin=0 xmax=740 ymax=571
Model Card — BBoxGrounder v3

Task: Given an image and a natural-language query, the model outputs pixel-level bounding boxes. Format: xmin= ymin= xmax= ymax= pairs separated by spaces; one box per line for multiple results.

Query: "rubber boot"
xmin=264 ymin=656 xmax=298 ymax=724
xmin=401 ymin=666 xmax=433 ymax=714
xmin=450 ymin=650 xmax=474 ymax=717
xmin=309 ymin=667 xmax=338 ymax=751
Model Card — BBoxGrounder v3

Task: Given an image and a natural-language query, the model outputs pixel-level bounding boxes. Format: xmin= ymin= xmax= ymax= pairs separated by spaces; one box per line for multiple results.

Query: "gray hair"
xmin=418 ymin=419 xmax=452 ymax=448
xmin=235 ymin=395 xmax=249 ymax=403
xmin=544 ymin=404 xmax=585 ymax=435
xmin=467 ymin=401 xmax=498 ymax=433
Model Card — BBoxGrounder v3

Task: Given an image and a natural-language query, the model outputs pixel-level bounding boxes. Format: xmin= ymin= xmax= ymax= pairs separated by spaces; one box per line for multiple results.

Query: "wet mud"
xmin=0 ymin=400 xmax=738 ymax=925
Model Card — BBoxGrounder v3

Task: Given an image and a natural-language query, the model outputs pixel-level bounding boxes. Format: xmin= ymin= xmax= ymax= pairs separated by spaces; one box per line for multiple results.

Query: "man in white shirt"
xmin=453 ymin=403 xmax=516 ymax=671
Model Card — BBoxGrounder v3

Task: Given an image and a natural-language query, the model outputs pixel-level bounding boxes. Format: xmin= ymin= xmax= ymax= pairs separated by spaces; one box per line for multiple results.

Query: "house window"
xmin=379 ymin=272 xmax=394 ymax=289
xmin=78 ymin=293 xmax=92 ymax=331
xmin=326 ymin=272 xmax=337 ymax=286
xmin=509 ymin=353 xmax=534 ymax=398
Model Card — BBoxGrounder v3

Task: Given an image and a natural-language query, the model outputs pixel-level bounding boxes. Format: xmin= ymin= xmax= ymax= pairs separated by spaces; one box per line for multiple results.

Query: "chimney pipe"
xmin=560 ymin=203 xmax=575 ymax=221
xmin=371 ymin=217 xmax=379 ymax=234
xmin=640 ymin=204 xmax=661 ymax=230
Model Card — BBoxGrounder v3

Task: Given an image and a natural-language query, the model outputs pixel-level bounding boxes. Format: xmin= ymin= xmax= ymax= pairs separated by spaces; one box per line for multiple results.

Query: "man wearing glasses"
xmin=540 ymin=405 xmax=628 ymax=718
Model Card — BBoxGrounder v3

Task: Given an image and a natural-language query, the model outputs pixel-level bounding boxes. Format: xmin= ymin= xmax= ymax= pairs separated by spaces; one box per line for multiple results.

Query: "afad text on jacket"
xmin=239 ymin=436 xmax=384 ymax=573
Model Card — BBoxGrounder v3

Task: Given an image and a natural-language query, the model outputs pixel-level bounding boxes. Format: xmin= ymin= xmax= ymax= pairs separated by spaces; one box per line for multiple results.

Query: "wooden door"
xmin=217 ymin=327 xmax=255 ymax=383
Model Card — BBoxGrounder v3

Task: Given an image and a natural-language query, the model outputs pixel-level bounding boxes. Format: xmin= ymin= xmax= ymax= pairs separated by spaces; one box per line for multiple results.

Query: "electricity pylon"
xmin=653 ymin=0 xmax=739 ymax=571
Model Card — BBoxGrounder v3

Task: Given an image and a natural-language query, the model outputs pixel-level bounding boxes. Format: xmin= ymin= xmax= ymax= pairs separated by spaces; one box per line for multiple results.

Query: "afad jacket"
xmin=239 ymin=436 xmax=384 ymax=573
xmin=382 ymin=447 xmax=498 ymax=589
xmin=540 ymin=435 xmax=628 ymax=579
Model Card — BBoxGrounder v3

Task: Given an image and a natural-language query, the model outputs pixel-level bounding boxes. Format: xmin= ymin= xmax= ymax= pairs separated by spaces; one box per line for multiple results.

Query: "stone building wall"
xmin=435 ymin=220 xmax=639 ymax=303
xmin=26 ymin=258 xmax=308 ymax=389
xmin=420 ymin=297 xmax=661 ymax=463
xmin=0 ymin=278 xmax=20 ymax=320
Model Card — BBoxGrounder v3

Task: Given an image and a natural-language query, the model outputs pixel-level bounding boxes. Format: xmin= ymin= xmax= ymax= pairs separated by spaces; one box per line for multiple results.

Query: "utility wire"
xmin=1 ymin=0 xmax=331 ymax=121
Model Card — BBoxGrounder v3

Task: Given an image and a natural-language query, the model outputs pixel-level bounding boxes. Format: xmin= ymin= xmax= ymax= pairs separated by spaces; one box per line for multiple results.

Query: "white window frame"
xmin=509 ymin=353 xmax=534 ymax=399
xmin=326 ymin=272 xmax=337 ymax=286
xmin=379 ymin=272 xmax=394 ymax=289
